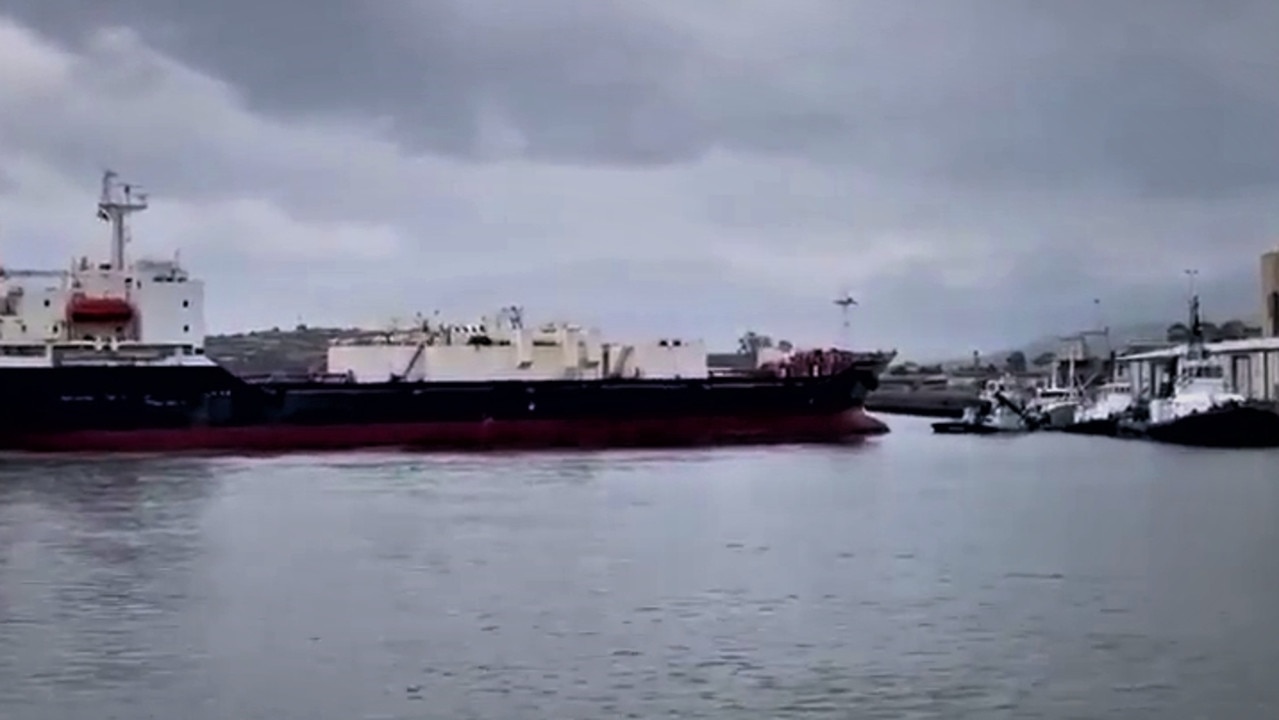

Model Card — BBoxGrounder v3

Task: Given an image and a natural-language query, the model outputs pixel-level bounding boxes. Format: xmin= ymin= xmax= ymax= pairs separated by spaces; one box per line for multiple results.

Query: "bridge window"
xmin=182 ymin=299 xmax=189 ymax=308
xmin=183 ymin=325 xmax=190 ymax=333
xmin=1 ymin=346 xmax=46 ymax=357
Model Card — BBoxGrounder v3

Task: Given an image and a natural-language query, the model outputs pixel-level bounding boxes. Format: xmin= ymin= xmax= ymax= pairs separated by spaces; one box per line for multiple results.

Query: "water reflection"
xmin=2 ymin=431 xmax=1279 ymax=718
xmin=0 ymin=458 xmax=220 ymax=713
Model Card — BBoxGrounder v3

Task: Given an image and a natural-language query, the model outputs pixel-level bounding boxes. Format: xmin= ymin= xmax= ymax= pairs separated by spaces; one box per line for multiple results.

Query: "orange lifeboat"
xmin=67 ymin=294 xmax=134 ymax=323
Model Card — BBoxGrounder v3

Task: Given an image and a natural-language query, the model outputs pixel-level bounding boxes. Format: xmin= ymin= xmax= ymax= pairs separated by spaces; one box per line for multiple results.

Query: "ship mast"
xmin=96 ymin=170 xmax=148 ymax=271
xmin=833 ymin=291 xmax=857 ymax=348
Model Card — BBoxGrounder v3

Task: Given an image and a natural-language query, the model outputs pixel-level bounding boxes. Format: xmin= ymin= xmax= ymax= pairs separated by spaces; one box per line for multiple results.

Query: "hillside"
xmin=204 ymin=326 xmax=359 ymax=376
xmin=1008 ymin=321 xmax=1170 ymax=360
xmin=960 ymin=316 xmax=1264 ymax=369
xmin=923 ymin=322 xmax=1163 ymax=368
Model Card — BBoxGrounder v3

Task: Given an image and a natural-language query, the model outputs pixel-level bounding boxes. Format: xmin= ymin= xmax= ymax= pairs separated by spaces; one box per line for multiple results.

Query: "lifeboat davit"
xmin=67 ymin=294 xmax=134 ymax=323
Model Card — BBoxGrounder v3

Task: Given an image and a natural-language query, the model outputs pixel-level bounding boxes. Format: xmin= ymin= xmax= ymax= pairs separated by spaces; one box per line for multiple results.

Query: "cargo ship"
xmin=0 ymin=172 xmax=894 ymax=453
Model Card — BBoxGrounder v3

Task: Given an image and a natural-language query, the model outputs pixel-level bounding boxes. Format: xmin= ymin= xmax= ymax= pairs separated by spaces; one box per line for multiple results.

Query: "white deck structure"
xmin=327 ymin=306 xmax=709 ymax=382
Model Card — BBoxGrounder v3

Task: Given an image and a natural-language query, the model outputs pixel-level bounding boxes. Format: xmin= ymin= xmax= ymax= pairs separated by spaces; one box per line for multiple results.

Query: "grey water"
xmin=2 ymin=415 xmax=1278 ymax=719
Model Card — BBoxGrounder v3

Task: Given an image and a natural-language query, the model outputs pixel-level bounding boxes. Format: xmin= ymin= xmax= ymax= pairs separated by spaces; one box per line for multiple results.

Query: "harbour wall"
xmin=865 ymin=387 xmax=979 ymax=418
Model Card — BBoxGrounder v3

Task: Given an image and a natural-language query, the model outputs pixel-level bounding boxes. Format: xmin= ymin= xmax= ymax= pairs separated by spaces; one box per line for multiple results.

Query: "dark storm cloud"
xmin=3 ymin=0 xmax=1279 ymax=357
xmin=4 ymin=0 xmax=709 ymax=164
xmin=11 ymin=0 xmax=1279 ymax=198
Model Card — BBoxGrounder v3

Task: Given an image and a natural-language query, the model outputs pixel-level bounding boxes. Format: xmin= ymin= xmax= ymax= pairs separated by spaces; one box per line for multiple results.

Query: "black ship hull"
xmin=930 ymin=420 xmax=1003 ymax=435
xmin=0 ymin=362 xmax=889 ymax=453
xmin=1142 ymin=404 xmax=1279 ymax=448
xmin=1058 ymin=417 xmax=1121 ymax=437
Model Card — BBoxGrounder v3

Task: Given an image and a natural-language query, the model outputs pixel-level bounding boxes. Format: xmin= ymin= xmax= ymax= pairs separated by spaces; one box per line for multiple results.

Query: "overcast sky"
xmin=2 ymin=0 xmax=1277 ymax=359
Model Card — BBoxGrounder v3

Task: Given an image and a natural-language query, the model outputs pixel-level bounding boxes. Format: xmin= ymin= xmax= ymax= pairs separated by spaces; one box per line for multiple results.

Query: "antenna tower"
xmin=96 ymin=170 xmax=148 ymax=271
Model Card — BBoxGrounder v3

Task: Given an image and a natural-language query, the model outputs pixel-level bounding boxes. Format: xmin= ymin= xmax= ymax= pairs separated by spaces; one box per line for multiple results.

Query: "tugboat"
xmin=1123 ymin=295 xmax=1279 ymax=448
xmin=1024 ymin=346 xmax=1092 ymax=430
xmin=932 ymin=375 xmax=1043 ymax=435
xmin=1026 ymin=385 xmax=1084 ymax=429
xmin=0 ymin=171 xmax=896 ymax=453
xmin=1058 ymin=380 xmax=1135 ymax=437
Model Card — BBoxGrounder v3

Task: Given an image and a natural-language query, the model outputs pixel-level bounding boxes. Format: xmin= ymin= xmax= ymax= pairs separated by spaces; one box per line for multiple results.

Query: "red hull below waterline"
xmin=0 ymin=409 xmax=889 ymax=454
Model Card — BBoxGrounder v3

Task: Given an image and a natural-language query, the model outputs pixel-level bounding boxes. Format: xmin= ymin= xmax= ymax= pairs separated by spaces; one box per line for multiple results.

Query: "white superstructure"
xmin=0 ymin=171 xmax=212 ymax=367
xmin=1072 ymin=380 xmax=1134 ymax=424
xmin=1027 ymin=386 xmax=1083 ymax=428
xmin=327 ymin=305 xmax=708 ymax=382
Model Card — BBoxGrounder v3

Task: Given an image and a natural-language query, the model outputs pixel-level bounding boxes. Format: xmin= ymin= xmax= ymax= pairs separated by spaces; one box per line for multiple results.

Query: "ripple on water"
xmin=4 ymin=426 xmax=1279 ymax=718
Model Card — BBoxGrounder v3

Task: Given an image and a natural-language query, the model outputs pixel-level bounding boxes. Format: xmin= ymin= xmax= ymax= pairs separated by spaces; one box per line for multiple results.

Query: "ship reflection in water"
xmin=4 ymin=417 xmax=1279 ymax=719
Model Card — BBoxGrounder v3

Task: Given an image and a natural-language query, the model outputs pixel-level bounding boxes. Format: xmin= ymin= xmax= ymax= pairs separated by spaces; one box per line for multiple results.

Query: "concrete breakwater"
xmin=866 ymin=388 xmax=979 ymax=418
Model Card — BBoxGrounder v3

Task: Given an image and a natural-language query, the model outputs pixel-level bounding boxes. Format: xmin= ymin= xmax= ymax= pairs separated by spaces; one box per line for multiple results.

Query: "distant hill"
xmin=935 ymin=321 xmax=1174 ymax=369
xmin=1011 ymin=321 xmax=1171 ymax=359
xmin=204 ymin=326 xmax=360 ymax=376
xmin=948 ymin=316 xmax=1264 ymax=369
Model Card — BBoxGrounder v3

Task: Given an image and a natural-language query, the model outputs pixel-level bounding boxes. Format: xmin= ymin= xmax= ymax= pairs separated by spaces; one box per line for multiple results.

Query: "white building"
xmin=1116 ymin=337 xmax=1279 ymax=402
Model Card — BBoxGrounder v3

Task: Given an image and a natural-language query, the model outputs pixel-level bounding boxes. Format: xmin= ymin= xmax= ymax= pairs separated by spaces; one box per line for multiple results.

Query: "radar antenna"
xmin=97 ymin=170 xmax=148 ymax=271
xmin=502 ymin=304 xmax=525 ymax=330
